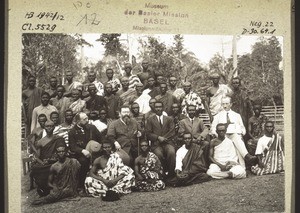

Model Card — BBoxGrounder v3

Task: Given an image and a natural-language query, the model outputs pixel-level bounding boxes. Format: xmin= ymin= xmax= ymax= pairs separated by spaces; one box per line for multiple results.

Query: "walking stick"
xmin=137 ymin=136 xmax=140 ymax=156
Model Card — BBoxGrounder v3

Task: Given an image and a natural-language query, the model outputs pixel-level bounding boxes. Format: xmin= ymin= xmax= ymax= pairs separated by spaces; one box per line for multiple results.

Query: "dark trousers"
xmin=153 ymin=144 xmax=176 ymax=177
xmin=75 ymin=154 xmax=91 ymax=189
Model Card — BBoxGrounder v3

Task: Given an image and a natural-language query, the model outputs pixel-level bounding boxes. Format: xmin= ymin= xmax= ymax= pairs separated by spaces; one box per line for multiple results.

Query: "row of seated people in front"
xmin=28 ymin=96 xmax=284 ymax=205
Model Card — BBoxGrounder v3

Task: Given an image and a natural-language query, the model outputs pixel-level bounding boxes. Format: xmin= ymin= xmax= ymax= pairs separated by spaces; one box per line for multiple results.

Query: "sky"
xmin=80 ymin=33 xmax=283 ymax=66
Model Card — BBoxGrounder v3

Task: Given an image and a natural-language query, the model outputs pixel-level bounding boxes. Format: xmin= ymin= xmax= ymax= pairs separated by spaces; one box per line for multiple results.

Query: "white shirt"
xmin=175 ymin=145 xmax=189 ymax=171
xmin=156 ymin=115 xmax=164 ymax=125
xmin=255 ymin=135 xmax=273 ymax=155
xmin=211 ymin=109 xmax=246 ymax=136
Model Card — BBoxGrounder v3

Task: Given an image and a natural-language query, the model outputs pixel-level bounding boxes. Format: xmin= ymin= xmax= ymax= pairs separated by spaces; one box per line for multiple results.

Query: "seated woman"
xmin=30 ymin=121 xmax=65 ymax=196
xmin=133 ymin=140 xmax=165 ymax=192
xmin=84 ymin=139 xmax=135 ymax=201
xmin=251 ymin=121 xmax=284 ymax=175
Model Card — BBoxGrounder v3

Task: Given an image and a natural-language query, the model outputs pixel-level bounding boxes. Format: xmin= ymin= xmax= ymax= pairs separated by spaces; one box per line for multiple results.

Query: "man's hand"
xmin=158 ymin=136 xmax=166 ymax=143
xmin=107 ymin=179 xmax=118 ymax=188
xmin=114 ymin=141 xmax=121 ymax=150
xmin=136 ymin=131 xmax=142 ymax=138
xmin=81 ymin=149 xmax=91 ymax=158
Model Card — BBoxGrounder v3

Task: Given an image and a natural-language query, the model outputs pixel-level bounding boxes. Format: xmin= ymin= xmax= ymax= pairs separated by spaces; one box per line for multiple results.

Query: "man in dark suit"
xmin=178 ymin=105 xmax=210 ymax=166
xmin=68 ymin=112 xmax=103 ymax=193
xmin=145 ymin=101 xmax=176 ymax=179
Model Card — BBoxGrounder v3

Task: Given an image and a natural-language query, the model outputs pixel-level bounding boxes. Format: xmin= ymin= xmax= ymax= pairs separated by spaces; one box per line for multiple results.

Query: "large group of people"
xmin=22 ymin=60 xmax=284 ymax=205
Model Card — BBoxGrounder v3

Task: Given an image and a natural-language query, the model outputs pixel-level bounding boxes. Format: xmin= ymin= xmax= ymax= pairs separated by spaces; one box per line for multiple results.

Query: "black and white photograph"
xmin=20 ymin=33 xmax=285 ymax=212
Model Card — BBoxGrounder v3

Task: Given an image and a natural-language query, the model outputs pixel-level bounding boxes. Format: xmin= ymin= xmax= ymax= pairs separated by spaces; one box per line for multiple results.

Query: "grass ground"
xmin=21 ymin=171 xmax=284 ymax=213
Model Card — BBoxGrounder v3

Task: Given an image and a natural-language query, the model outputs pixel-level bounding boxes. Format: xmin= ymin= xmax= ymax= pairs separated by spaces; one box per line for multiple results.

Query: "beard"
xmin=122 ymin=115 xmax=131 ymax=125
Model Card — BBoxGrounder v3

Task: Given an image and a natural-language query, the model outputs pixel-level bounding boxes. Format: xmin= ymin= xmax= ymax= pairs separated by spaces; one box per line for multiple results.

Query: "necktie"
xmin=226 ymin=112 xmax=231 ymax=125
xmin=159 ymin=116 xmax=163 ymax=127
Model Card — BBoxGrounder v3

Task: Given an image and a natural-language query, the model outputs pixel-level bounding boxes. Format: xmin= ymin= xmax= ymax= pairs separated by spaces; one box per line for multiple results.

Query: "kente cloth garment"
xmin=63 ymin=81 xmax=82 ymax=93
xmin=32 ymin=158 xmax=81 ymax=205
xmin=169 ymin=88 xmax=186 ymax=102
xmin=85 ymin=153 xmax=135 ymax=197
xmin=209 ymin=84 xmax=232 ymax=116
xmin=22 ymin=87 xmax=43 ymax=135
xmin=128 ymin=75 xmax=141 ymax=89
xmin=50 ymin=97 xmax=71 ymax=123
xmin=181 ymin=91 xmax=204 ymax=115
xmin=107 ymin=78 xmax=122 ymax=92
xmin=206 ymin=138 xmax=246 ymax=179
xmin=69 ymin=99 xmax=86 ymax=115
xmin=119 ymin=88 xmax=136 ymax=105
xmin=168 ymin=143 xmax=211 ymax=186
xmin=251 ymin=134 xmax=284 ymax=175
xmin=42 ymin=125 xmax=74 ymax=147
xmin=135 ymin=152 xmax=165 ymax=192
xmin=31 ymin=136 xmax=65 ymax=195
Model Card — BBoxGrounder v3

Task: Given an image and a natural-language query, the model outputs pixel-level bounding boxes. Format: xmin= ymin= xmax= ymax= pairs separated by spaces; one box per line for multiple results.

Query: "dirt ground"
xmin=21 ymin=170 xmax=284 ymax=213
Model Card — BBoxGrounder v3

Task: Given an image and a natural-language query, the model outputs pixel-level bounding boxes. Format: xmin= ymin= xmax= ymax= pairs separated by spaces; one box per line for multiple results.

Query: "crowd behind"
xmin=21 ymin=60 xmax=285 ymax=204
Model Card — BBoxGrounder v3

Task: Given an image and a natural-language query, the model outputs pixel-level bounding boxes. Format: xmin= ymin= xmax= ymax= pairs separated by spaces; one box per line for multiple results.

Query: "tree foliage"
xmin=238 ymin=36 xmax=283 ymax=105
xmin=22 ymin=33 xmax=91 ymax=89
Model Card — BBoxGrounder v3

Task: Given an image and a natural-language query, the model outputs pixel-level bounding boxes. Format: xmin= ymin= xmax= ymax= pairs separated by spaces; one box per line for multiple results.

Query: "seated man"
xmin=168 ymin=132 xmax=211 ymax=187
xmin=207 ymin=123 xmax=246 ymax=179
xmin=251 ymin=121 xmax=284 ymax=175
xmin=134 ymin=140 xmax=165 ymax=192
xmin=27 ymin=113 xmax=47 ymax=155
xmin=145 ymin=101 xmax=176 ymax=179
xmin=85 ymin=139 xmax=135 ymax=200
xmin=32 ymin=141 xmax=81 ymax=205
xmin=31 ymin=121 xmax=65 ymax=196
xmin=178 ymin=105 xmax=210 ymax=165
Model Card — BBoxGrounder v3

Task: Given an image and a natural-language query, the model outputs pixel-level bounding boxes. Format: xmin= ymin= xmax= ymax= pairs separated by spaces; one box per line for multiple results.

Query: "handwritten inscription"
xmin=73 ymin=1 xmax=102 ymax=26
xmin=242 ymin=21 xmax=276 ymax=35
xmin=22 ymin=11 xmax=62 ymax=32
xmin=25 ymin=12 xmax=65 ymax=21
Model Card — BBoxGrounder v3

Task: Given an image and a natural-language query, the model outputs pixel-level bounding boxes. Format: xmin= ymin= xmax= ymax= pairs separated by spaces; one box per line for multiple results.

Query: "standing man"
xmin=63 ymin=71 xmax=82 ymax=97
xmin=130 ymin=102 xmax=145 ymax=133
xmin=68 ymin=112 xmax=103 ymax=192
xmin=211 ymin=96 xmax=257 ymax=166
xmin=46 ymin=76 xmax=58 ymax=98
xmin=168 ymin=76 xmax=185 ymax=103
xmin=145 ymin=101 xmax=176 ymax=179
xmin=107 ymin=105 xmax=141 ymax=161
xmin=137 ymin=59 xmax=155 ymax=87
xmin=22 ymin=75 xmax=44 ymax=135
xmin=123 ymin=62 xmax=141 ymax=89
xmin=69 ymin=89 xmax=87 ymax=115
xmin=230 ymin=77 xmax=252 ymax=128
xmin=155 ymin=82 xmax=178 ymax=116
xmin=84 ymin=84 xmax=107 ymax=115
xmin=50 ymin=85 xmax=71 ymax=124
xmin=181 ymin=81 xmax=205 ymax=116
xmin=105 ymin=68 xmax=121 ymax=94
xmin=31 ymin=92 xmax=58 ymax=132
xmin=104 ymin=83 xmax=121 ymax=120
xmin=82 ymin=71 xmax=104 ymax=98
xmin=206 ymin=73 xmax=232 ymax=122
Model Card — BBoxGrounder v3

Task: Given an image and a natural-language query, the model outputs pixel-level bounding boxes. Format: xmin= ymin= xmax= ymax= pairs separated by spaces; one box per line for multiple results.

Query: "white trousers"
xmin=207 ymin=163 xmax=246 ymax=179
